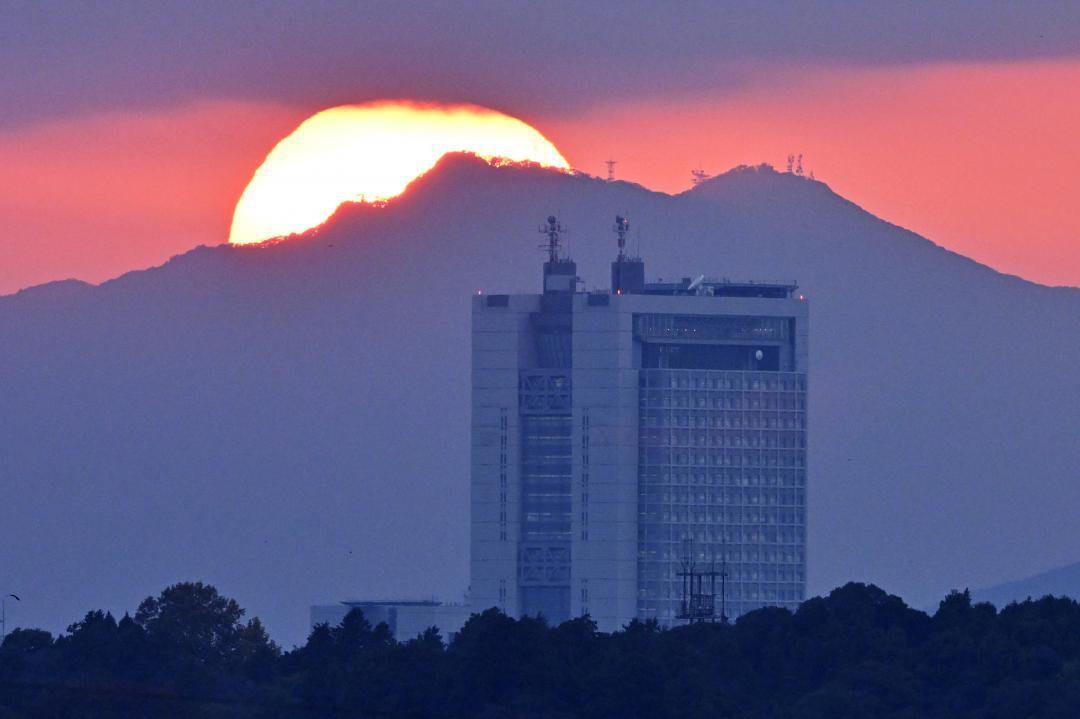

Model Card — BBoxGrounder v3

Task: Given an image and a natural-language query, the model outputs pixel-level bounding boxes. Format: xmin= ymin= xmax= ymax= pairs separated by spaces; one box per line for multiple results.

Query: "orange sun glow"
xmin=228 ymin=102 xmax=569 ymax=245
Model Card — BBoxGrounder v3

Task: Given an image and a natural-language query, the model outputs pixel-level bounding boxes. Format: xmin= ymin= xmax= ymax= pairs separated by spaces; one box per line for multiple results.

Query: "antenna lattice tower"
xmin=676 ymin=539 xmax=720 ymax=624
xmin=538 ymin=215 xmax=567 ymax=263
xmin=605 ymin=159 xmax=617 ymax=182
xmin=691 ymin=168 xmax=710 ymax=185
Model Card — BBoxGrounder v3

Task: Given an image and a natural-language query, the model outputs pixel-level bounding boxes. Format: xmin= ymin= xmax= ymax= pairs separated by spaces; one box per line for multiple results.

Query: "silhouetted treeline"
xmin=2 ymin=581 xmax=1080 ymax=718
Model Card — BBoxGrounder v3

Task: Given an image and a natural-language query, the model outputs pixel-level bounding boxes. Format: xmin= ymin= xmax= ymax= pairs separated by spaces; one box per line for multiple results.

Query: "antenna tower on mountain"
xmin=605 ymin=159 xmax=617 ymax=182
xmin=691 ymin=168 xmax=710 ymax=185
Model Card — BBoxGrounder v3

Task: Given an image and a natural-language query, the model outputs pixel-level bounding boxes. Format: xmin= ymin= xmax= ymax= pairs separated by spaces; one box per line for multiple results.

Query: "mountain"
xmin=974 ymin=561 xmax=1080 ymax=607
xmin=1 ymin=154 xmax=1077 ymax=647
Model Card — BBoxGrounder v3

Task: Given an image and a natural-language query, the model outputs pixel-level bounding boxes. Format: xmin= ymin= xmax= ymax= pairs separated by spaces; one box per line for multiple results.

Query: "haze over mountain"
xmin=1 ymin=155 xmax=1077 ymax=647
xmin=974 ymin=560 xmax=1080 ymax=608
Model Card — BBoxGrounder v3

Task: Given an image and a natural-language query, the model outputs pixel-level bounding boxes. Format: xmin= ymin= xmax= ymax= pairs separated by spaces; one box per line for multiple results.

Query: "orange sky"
xmin=1 ymin=60 xmax=1078 ymax=294
xmin=0 ymin=102 xmax=307 ymax=293
xmin=549 ymin=60 xmax=1080 ymax=287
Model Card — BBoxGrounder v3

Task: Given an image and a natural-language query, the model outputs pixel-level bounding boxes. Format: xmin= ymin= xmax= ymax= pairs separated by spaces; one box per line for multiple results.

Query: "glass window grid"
xmin=637 ymin=369 xmax=808 ymax=624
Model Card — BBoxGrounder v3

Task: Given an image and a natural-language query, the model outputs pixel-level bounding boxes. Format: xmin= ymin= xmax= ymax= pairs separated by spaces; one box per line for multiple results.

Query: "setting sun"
xmin=228 ymin=102 xmax=569 ymax=245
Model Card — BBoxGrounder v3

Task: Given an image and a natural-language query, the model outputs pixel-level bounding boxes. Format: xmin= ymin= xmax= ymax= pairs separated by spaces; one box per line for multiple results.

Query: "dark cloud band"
xmin=3 ymin=0 xmax=1079 ymax=126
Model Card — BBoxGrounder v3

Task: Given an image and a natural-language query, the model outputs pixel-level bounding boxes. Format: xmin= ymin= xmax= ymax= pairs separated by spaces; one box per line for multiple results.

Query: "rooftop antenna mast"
xmin=613 ymin=214 xmax=630 ymax=260
xmin=605 ymin=159 xmax=617 ymax=182
xmin=538 ymin=215 xmax=566 ymax=263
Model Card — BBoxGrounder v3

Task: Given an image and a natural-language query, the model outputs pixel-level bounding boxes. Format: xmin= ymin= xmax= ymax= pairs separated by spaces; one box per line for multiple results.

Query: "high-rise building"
xmin=470 ymin=216 xmax=808 ymax=631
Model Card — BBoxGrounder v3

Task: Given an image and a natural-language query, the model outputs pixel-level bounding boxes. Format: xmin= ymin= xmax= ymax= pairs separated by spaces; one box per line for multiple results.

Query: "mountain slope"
xmin=1 ymin=155 xmax=1077 ymax=646
xmin=974 ymin=561 xmax=1080 ymax=607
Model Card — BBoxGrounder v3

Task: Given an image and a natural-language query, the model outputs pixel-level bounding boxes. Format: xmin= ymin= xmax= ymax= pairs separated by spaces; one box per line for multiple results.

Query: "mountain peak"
xmin=684 ymin=162 xmax=837 ymax=202
xmin=401 ymin=151 xmax=578 ymax=197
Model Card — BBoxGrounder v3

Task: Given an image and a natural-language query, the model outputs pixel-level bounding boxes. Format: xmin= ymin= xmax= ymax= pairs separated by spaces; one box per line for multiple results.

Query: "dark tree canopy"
xmin=3 ymin=581 xmax=1080 ymax=718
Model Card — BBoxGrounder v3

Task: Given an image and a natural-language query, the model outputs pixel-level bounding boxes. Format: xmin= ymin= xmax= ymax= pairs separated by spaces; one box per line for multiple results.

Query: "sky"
xmin=3 ymin=1 xmax=1080 ymax=293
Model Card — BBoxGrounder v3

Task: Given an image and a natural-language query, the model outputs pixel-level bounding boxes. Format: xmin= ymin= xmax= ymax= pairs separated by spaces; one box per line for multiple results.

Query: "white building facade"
xmin=471 ymin=222 xmax=809 ymax=632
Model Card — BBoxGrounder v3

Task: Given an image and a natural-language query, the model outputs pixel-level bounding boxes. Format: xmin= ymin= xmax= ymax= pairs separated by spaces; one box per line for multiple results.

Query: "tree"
xmin=134 ymin=581 xmax=246 ymax=666
xmin=330 ymin=607 xmax=373 ymax=661
xmin=0 ymin=627 xmax=54 ymax=677
xmin=132 ymin=580 xmax=278 ymax=699
xmin=235 ymin=617 xmax=280 ymax=682
xmin=59 ymin=610 xmax=121 ymax=677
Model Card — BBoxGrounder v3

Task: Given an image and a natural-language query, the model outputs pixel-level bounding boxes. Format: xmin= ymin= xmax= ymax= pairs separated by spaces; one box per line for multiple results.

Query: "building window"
xmin=499 ymin=408 xmax=509 ymax=542
xmin=581 ymin=409 xmax=590 ymax=540
xmin=636 ymin=368 xmax=808 ymax=625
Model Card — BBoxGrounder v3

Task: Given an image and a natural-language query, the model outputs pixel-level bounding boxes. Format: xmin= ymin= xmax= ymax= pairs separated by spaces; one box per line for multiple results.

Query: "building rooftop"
xmin=341 ymin=599 xmax=441 ymax=607
xmin=642 ymin=276 xmax=799 ymax=299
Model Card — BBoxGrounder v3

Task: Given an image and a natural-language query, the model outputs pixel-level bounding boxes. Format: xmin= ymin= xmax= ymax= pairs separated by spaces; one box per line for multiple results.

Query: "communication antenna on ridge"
xmin=691 ymin=168 xmax=710 ymax=185
xmin=538 ymin=215 xmax=567 ymax=262
xmin=613 ymin=214 xmax=630 ymax=259
xmin=786 ymin=154 xmax=795 ymax=173
xmin=795 ymin=154 xmax=804 ymax=176
xmin=605 ymin=159 xmax=617 ymax=182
